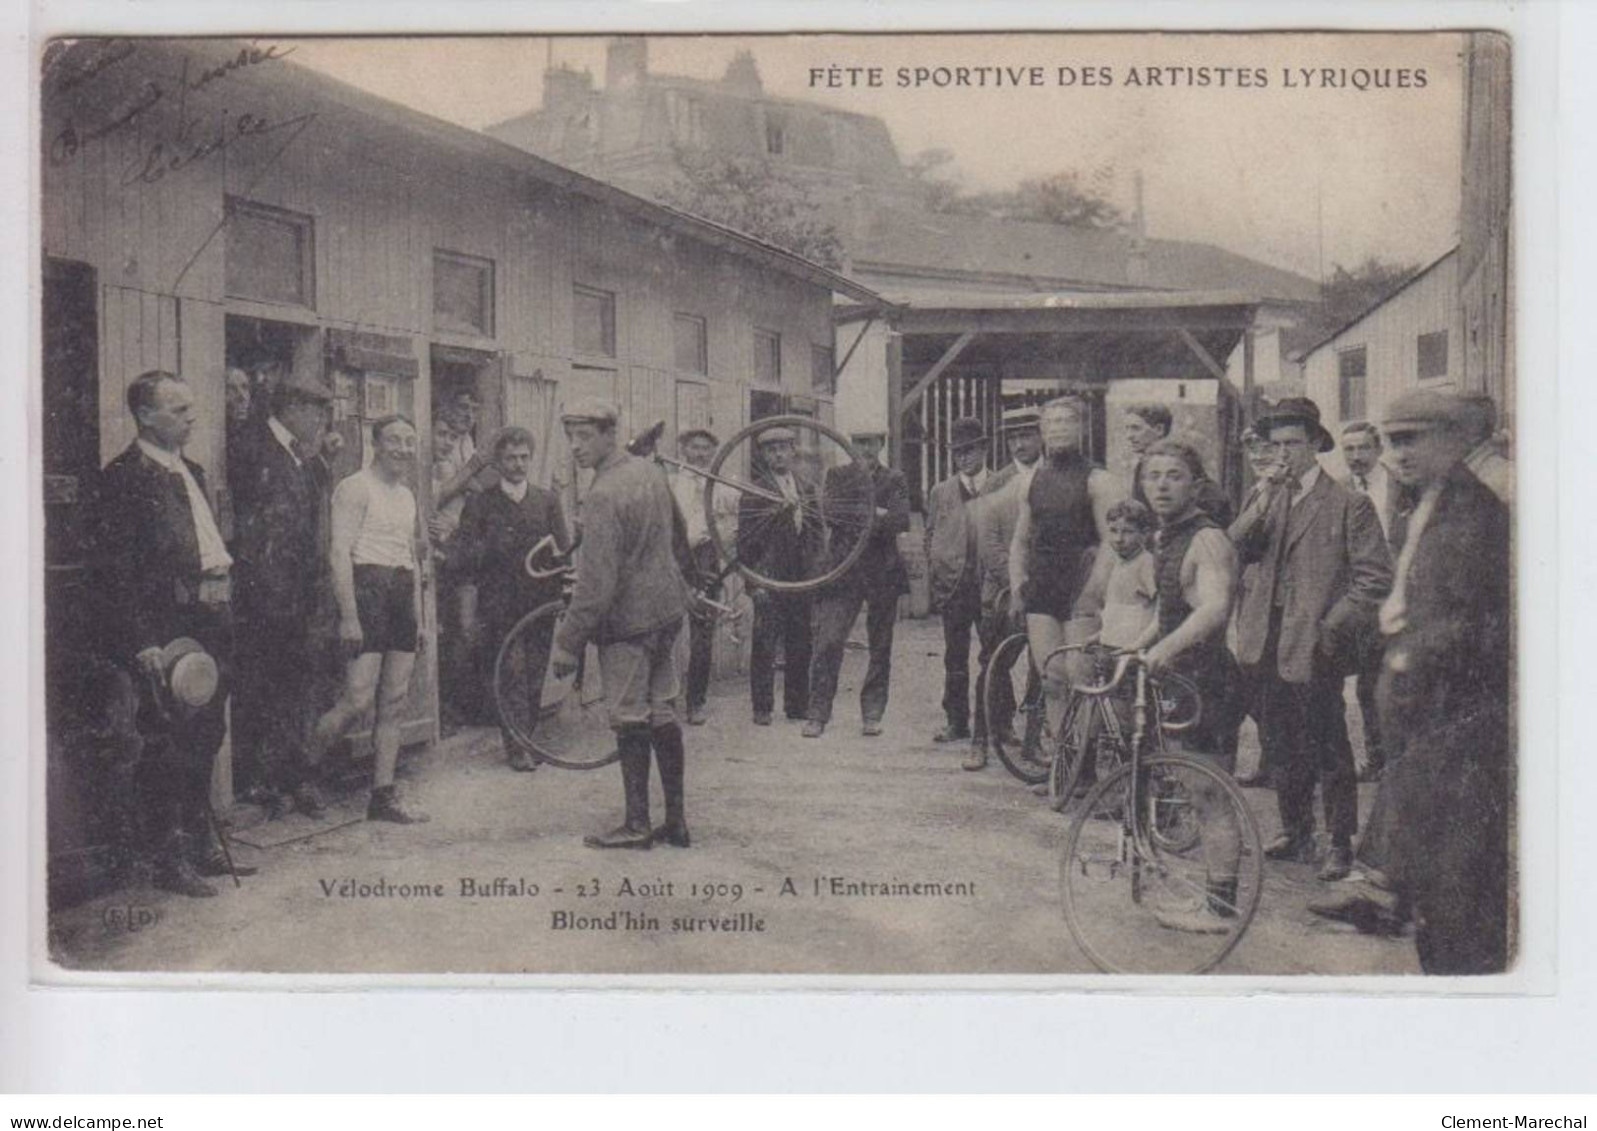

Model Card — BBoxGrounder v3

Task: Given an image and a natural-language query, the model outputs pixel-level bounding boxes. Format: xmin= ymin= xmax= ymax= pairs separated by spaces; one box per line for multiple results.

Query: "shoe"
xmin=961 ymin=742 xmax=988 ymax=772
xmin=585 ymin=823 xmax=654 ymax=849
xmin=192 ymin=852 xmax=259 ymax=878
xmin=801 ymin=720 xmax=825 ymax=739
xmin=506 ymin=746 xmax=539 ymax=772
xmin=861 ymin=720 xmax=883 ymax=737
xmin=992 ymin=728 xmax=1020 ymax=749
xmin=1264 ymin=834 xmax=1316 ymax=863
xmin=1357 ymin=764 xmax=1384 ymax=784
xmin=1235 ymin=770 xmax=1272 ymax=788
xmin=243 ymin=785 xmax=290 ymax=820
xmin=753 ymin=712 xmax=773 ymax=727
xmin=1153 ymin=905 xmax=1230 ymax=934
xmin=1031 ymin=782 xmax=1052 ymax=797
xmin=933 ymin=725 xmax=970 ymax=744
xmin=651 ymin=820 xmax=692 ymax=848
xmin=154 ymin=855 xmax=217 ymax=898
xmin=293 ymin=781 xmax=328 ymax=818
xmin=1307 ymin=887 xmax=1403 ymax=936
xmin=367 ymin=786 xmax=430 ymax=824
xmin=687 ymin=705 xmax=708 ymax=726
xmin=1317 ymin=846 xmax=1355 ymax=882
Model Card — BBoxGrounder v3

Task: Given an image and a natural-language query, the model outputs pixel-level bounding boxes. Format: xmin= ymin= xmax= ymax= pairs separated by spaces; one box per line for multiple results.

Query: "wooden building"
xmin=40 ymin=38 xmax=881 ymax=886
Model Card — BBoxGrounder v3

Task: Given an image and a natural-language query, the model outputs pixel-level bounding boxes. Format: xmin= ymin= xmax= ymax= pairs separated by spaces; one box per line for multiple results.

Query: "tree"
xmin=1284 ymin=256 xmax=1423 ymax=353
xmin=921 ymin=164 xmax=1125 ymax=231
xmin=659 ymin=148 xmax=846 ymax=269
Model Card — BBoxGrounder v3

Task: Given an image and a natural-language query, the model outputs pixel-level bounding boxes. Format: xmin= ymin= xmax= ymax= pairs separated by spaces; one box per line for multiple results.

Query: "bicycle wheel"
xmin=493 ymin=601 xmax=620 ymax=770
xmin=705 ymin=414 xmax=876 ymax=593
xmin=1049 ymin=698 xmax=1128 ymax=813
xmin=986 ymin=632 xmax=1052 ymax=784
xmin=1059 ymin=755 xmax=1263 ymax=974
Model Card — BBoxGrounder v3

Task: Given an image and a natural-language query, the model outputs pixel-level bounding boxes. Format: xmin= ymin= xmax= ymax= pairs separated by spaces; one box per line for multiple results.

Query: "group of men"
xmin=919 ymin=391 xmax=1512 ymax=973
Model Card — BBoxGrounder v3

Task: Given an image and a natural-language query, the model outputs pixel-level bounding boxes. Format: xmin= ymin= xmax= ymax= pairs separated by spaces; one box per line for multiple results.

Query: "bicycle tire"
xmin=986 ymin=632 xmax=1051 ymax=784
xmin=1059 ymin=754 xmax=1264 ymax=974
xmin=492 ymin=600 xmax=621 ymax=771
xmin=705 ymin=414 xmax=876 ymax=594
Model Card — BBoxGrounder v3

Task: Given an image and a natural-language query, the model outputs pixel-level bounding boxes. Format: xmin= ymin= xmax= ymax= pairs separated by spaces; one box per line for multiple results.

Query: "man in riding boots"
xmin=550 ymin=399 xmax=694 ymax=850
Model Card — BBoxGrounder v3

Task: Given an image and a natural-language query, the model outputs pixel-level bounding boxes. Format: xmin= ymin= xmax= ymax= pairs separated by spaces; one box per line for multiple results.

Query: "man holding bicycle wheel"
xmin=550 ymin=399 xmax=692 ymax=850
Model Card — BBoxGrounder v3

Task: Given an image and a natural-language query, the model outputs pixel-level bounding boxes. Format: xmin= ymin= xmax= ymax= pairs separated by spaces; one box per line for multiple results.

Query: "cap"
xmin=1381 ymin=389 xmax=1474 ymax=437
xmin=160 ymin=637 xmax=220 ymax=710
xmin=276 ymin=370 xmax=333 ymax=405
xmin=1001 ymin=406 xmax=1042 ymax=432
xmin=560 ymin=397 xmax=620 ymax=428
xmin=757 ymin=426 xmax=797 ymax=447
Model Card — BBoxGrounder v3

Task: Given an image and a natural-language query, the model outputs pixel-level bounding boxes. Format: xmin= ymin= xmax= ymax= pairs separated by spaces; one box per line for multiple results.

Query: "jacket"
xmin=924 ymin=471 xmax=984 ymax=609
xmin=822 ymin=459 xmax=910 ymax=594
xmin=451 ymin=482 xmax=569 ymax=628
xmin=555 ymin=449 xmax=687 ymax=654
xmin=736 ymin=466 xmax=823 ymax=584
xmin=91 ymin=441 xmax=219 ymax=662
xmin=975 ymin=462 xmax=1030 ymax=609
xmin=230 ymin=417 xmax=330 ymax=623
xmin=1229 ymin=469 xmax=1392 ymax=683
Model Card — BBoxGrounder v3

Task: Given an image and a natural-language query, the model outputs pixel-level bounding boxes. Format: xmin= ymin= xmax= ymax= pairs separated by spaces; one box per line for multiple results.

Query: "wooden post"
xmin=1242 ymin=328 xmax=1257 ymax=420
xmin=886 ymin=331 xmax=904 ymax=472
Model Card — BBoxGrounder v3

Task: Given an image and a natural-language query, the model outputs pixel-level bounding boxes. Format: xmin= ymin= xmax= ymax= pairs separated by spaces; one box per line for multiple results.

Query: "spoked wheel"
xmin=1059 ymin=755 xmax=1263 ymax=974
xmin=493 ymin=600 xmax=620 ymax=770
xmin=986 ymin=632 xmax=1052 ymax=785
xmin=704 ymin=414 xmax=876 ymax=594
xmin=1048 ymin=700 xmax=1128 ymax=814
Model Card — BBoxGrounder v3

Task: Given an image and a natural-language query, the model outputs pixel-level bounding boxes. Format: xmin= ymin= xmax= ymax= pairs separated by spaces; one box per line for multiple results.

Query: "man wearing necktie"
xmin=230 ymin=370 xmax=338 ymax=820
xmin=1339 ymin=421 xmax=1397 ymax=785
xmin=1229 ymin=398 xmax=1392 ymax=882
xmin=737 ymin=426 xmax=820 ymax=727
xmin=924 ymin=416 xmax=994 ymax=764
xmin=93 ymin=370 xmax=252 ymax=897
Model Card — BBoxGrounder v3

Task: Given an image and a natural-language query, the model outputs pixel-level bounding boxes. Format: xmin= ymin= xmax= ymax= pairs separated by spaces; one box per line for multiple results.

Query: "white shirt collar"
xmin=1296 ymin=463 xmax=1322 ymax=497
xmin=960 ymin=466 xmax=988 ymax=492
xmin=499 ymin=477 xmax=529 ymax=503
xmin=268 ymin=416 xmax=301 ymax=465
xmin=136 ymin=437 xmax=184 ymax=471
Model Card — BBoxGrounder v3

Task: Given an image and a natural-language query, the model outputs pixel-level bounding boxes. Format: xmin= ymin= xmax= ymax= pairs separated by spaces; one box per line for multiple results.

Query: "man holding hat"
xmin=924 ymin=416 xmax=994 ymax=761
xmin=737 ymin=424 xmax=821 ymax=727
xmin=671 ymin=427 xmax=740 ymax=726
xmin=230 ymin=367 xmax=337 ymax=819
xmin=551 ymin=398 xmax=694 ymax=849
xmin=803 ymin=427 xmax=911 ymax=739
xmin=1333 ymin=389 xmax=1511 ymax=973
xmin=1228 ymin=396 xmax=1392 ymax=881
xmin=93 ymin=370 xmax=253 ymax=897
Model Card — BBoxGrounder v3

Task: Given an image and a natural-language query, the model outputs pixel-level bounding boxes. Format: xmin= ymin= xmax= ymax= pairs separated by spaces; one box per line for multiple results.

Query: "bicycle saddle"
xmin=627 ymin=419 xmax=667 ymax=456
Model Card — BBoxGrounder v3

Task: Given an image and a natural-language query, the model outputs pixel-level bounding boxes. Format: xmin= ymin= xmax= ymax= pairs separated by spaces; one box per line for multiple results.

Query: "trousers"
xmin=940 ymin=581 xmax=1007 ymax=739
xmin=807 ymin=582 xmax=898 ymax=725
xmin=684 ymin=540 xmax=721 ymax=712
xmin=750 ymin=591 xmax=813 ymax=719
xmin=232 ymin=609 xmax=313 ymax=795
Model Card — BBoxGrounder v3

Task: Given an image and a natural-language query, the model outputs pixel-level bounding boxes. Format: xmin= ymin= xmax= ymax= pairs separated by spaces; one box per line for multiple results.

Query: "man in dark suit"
xmin=1339 ymin=420 xmax=1398 ymax=784
xmin=1229 ymin=397 xmax=1392 ymax=880
xmin=230 ymin=370 xmax=335 ymax=818
xmin=93 ymin=370 xmax=254 ymax=897
xmin=451 ymin=426 xmax=569 ymax=771
xmin=803 ymin=427 xmax=911 ymax=739
xmin=738 ymin=426 xmax=821 ymax=726
xmin=1315 ymin=390 xmax=1512 ymax=973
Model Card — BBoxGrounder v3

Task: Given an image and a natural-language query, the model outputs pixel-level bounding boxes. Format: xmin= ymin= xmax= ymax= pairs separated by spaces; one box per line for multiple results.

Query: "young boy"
xmin=1072 ymin=498 xmax=1158 ymax=655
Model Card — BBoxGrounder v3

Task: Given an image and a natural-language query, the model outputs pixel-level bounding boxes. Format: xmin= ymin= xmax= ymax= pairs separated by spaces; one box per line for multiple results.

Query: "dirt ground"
xmin=47 ymin=618 xmax=1420 ymax=978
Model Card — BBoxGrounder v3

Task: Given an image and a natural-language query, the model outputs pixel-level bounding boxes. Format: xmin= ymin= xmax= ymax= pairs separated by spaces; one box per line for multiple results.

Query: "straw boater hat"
xmin=1001 ymin=406 xmax=1042 ymax=433
xmin=159 ymin=637 xmax=220 ymax=712
xmin=947 ymin=416 xmax=987 ymax=451
xmin=1254 ymin=396 xmax=1335 ymax=453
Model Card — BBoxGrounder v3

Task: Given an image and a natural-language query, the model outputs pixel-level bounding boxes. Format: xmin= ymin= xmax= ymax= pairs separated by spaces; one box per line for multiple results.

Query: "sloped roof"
xmin=853 ymin=208 xmax=1321 ymax=305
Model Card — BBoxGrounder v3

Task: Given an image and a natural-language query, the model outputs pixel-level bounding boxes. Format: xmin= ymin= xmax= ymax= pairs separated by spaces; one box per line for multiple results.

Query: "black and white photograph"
xmin=34 ymin=29 xmax=1519 ymax=979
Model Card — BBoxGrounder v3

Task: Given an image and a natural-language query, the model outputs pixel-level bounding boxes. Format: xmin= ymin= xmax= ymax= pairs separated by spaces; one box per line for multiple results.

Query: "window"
xmin=811 ymin=344 xmax=835 ymax=396
xmin=1417 ymin=330 xmax=1449 ymax=380
xmin=433 ymin=251 xmax=495 ymax=337
xmin=754 ymin=328 xmax=782 ymax=384
xmin=1337 ymin=346 xmax=1368 ymax=422
xmin=573 ymin=285 xmax=616 ymax=358
xmin=674 ymin=313 xmax=708 ymax=375
xmin=225 ymin=198 xmax=314 ymax=307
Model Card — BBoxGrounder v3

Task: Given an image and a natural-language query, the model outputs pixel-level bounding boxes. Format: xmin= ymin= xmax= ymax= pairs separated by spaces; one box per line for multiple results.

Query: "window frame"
xmin=673 ymin=312 xmax=709 ymax=377
xmin=432 ymin=249 xmax=497 ymax=339
xmin=572 ymin=283 xmax=618 ymax=361
xmin=753 ymin=327 xmax=782 ymax=386
xmin=1336 ymin=345 xmax=1368 ymax=423
xmin=224 ymin=197 xmax=316 ymax=310
xmin=810 ymin=343 xmax=836 ymax=396
xmin=1416 ymin=329 xmax=1449 ymax=381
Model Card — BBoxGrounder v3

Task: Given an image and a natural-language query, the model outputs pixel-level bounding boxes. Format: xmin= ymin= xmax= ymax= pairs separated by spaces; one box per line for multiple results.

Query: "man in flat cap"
xmin=1228 ymin=396 xmax=1391 ymax=881
xmin=230 ymin=369 xmax=338 ymax=820
xmin=670 ymin=427 xmax=740 ymax=726
xmin=738 ymin=424 xmax=821 ymax=727
xmin=551 ymin=398 xmax=694 ymax=849
xmin=804 ymin=427 xmax=911 ymax=739
xmin=1317 ymin=389 xmax=1511 ymax=974
xmin=925 ymin=416 xmax=995 ymax=764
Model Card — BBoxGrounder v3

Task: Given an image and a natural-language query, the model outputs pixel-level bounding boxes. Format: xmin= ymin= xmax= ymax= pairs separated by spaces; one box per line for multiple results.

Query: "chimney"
xmin=723 ymin=49 xmax=764 ymax=94
xmin=543 ymin=65 xmax=593 ymax=115
xmin=1127 ymin=169 xmax=1149 ymax=287
xmin=606 ymin=36 xmax=648 ymax=91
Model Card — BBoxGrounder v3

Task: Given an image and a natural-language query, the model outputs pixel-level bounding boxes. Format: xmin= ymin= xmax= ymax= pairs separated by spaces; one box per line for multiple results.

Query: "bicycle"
xmin=492 ymin=415 xmax=877 ymax=769
xmin=1056 ymin=651 xmax=1263 ymax=974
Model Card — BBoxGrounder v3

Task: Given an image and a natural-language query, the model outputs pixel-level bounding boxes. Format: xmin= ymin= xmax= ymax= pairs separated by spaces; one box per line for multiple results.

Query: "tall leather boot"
xmin=153 ymin=830 xmax=217 ymax=898
xmin=650 ymin=723 xmax=690 ymax=848
xmin=584 ymin=729 xmax=654 ymax=850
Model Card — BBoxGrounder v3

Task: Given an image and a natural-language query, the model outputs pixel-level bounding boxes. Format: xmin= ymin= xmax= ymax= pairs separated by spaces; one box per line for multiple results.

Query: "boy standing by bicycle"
xmin=549 ymin=399 xmax=692 ymax=850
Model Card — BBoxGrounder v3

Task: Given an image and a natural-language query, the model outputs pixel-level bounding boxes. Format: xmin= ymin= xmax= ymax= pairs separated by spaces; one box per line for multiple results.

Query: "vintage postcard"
xmin=34 ymin=29 xmax=1519 ymax=982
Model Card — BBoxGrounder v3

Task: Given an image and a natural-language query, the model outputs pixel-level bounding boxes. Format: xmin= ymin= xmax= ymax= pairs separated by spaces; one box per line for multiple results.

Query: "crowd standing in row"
xmin=94 ymin=363 xmax=1513 ymax=974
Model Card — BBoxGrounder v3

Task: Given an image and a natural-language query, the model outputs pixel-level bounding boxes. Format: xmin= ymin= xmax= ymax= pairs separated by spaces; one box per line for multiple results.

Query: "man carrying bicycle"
xmin=549 ymin=399 xmax=692 ymax=850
